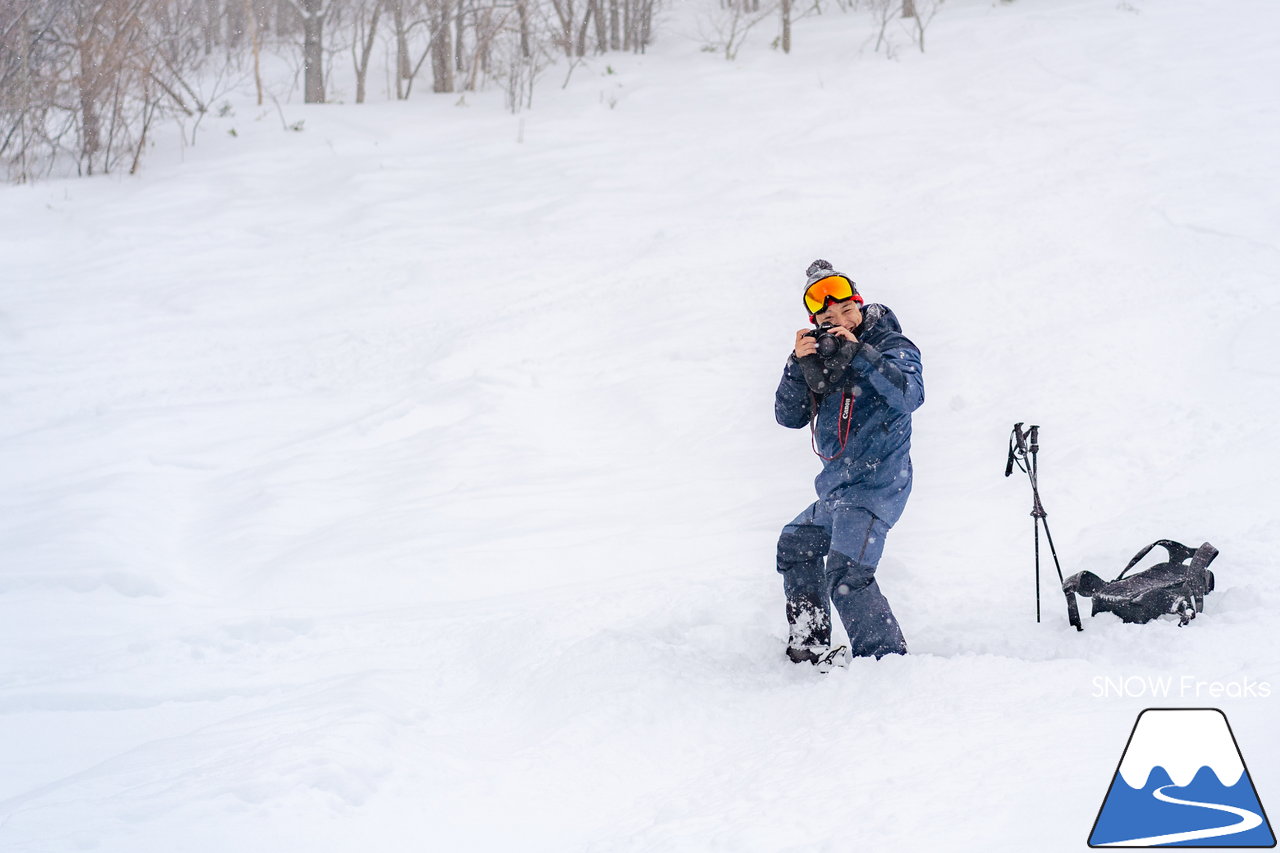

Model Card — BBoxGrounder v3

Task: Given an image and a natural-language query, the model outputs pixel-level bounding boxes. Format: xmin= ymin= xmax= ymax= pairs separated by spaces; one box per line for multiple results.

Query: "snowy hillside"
xmin=2 ymin=0 xmax=1279 ymax=850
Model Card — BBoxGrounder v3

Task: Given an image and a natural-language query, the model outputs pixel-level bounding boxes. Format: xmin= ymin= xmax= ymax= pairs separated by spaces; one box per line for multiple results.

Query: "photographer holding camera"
xmin=774 ymin=260 xmax=924 ymax=668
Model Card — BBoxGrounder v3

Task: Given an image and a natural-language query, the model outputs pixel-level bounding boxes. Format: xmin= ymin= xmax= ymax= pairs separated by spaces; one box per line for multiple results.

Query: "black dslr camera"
xmin=797 ymin=323 xmax=856 ymax=394
xmin=804 ymin=322 xmax=842 ymax=359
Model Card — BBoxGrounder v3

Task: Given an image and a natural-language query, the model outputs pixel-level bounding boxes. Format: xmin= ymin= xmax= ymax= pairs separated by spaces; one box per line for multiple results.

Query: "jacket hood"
xmin=858 ymin=303 xmax=903 ymax=336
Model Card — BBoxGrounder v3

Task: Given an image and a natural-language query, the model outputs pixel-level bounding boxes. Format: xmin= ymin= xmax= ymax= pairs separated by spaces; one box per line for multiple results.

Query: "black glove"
xmin=796 ymin=339 xmax=859 ymax=394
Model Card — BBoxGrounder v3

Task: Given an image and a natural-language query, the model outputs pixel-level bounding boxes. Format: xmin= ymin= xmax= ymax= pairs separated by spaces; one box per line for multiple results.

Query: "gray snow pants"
xmin=776 ymin=500 xmax=908 ymax=659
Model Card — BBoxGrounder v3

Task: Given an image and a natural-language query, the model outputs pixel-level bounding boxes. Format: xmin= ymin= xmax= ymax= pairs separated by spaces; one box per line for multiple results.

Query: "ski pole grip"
xmin=1005 ymin=422 xmax=1025 ymax=476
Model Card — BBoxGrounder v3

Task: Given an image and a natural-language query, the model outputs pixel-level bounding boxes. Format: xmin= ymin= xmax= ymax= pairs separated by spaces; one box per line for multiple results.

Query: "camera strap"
xmin=809 ymin=389 xmax=856 ymax=461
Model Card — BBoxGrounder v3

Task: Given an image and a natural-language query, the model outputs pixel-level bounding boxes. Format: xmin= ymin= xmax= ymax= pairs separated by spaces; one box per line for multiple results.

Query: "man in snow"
xmin=773 ymin=259 xmax=923 ymax=666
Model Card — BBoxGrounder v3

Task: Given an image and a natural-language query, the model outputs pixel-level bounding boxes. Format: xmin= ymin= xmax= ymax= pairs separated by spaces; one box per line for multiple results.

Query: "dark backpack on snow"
xmin=1062 ymin=540 xmax=1217 ymax=630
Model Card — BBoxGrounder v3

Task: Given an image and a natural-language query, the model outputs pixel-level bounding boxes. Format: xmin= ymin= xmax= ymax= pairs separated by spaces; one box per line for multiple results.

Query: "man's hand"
xmin=794 ymin=328 xmax=818 ymax=359
xmin=794 ymin=326 xmax=859 ymax=358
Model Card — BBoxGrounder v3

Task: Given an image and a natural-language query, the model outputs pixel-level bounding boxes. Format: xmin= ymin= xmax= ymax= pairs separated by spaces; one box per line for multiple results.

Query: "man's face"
xmin=815 ymin=299 xmax=863 ymax=330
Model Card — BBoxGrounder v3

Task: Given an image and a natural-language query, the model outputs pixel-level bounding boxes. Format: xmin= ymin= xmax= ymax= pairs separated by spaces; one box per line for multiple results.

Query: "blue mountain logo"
xmin=1090 ymin=708 xmax=1275 ymax=847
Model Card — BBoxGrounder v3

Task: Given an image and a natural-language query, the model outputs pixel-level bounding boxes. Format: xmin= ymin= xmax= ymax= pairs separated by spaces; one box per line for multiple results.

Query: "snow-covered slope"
xmin=2 ymin=1 xmax=1279 ymax=850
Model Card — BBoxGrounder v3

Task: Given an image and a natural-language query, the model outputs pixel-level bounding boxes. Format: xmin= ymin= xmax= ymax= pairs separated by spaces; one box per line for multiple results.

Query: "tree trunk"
xmin=76 ymin=40 xmax=100 ymax=173
xmin=592 ymin=0 xmax=607 ymax=53
xmin=637 ymin=0 xmax=651 ymax=51
xmin=551 ymin=0 xmax=573 ymax=57
xmin=609 ymin=0 xmax=620 ymax=50
xmin=431 ymin=1 xmax=454 ymax=92
xmin=204 ymin=0 xmax=218 ymax=53
xmin=454 ymin=0 xmax=464 ymax=73
xmin=479 ymin=8 xmax=492 ymax=77
xmin=575 ymin=1 xmax=592 ymax=56
xmin=781 ymin=0 xmax=791 ymax=53
xmin=517 ymin=0 xmax=530 ymax=57
xmin=902 ymin=0 xmax=916 ymax=18
xmin=394 ymin=0 xmax=411 ymax=87
xmin=242 ymin=0 xmax=263 ymax=105
xmin=226 ymin=0 xmax=244 ymax=47
xmin=302 ymin=0 xmax=324 ymax=103
xmin=354 ymin=1 xmax=381 ymax=103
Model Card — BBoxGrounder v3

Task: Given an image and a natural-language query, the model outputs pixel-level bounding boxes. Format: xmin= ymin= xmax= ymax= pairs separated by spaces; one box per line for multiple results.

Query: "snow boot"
xmin=786 ymin=643 xmax=849 ymax=672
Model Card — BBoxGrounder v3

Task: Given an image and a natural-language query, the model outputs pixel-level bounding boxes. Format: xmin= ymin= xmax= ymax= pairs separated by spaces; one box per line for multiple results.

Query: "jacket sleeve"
xmin=775 ymin=355 xmax=816 ymax=428
xmin=851 ymin=336 xmax=924 ymax=413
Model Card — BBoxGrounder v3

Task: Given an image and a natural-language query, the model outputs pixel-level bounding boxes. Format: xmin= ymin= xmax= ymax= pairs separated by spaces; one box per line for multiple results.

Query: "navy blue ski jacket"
xmin=774 ymin=304 xmax=924 ymax=526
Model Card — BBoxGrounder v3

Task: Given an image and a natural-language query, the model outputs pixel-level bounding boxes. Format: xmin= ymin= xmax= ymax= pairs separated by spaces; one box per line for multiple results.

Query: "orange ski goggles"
xmin=803 ymin=275 xmax=862 ymax=315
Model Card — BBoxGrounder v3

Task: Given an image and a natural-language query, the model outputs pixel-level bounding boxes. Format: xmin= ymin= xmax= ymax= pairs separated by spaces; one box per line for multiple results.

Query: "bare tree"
xmin=428 ymin=0 xmax=453 ymax=91
xmin=589 ymin=0 xmax=605 ymax=52
xmin=2 ymin=0 xmax=671 ymax=181
xmin=634 ymin=0 xmax=653 ymax=51
xmin=547 ymin=0 xmax=574 ymax=57
xmin=246 ymin=0 xmax=265 ymax=104
xmin=0 ymin=0 xmax=242 ymax=180
xmin=516 ymin=0 xmax=531 ymax=56
xmin=459 ymin=2 xmax=511 ymax=90
xmin=0 ymin=0 xmax=65 ymax=180
xmin=499 ymin=14 xmax=548 ymax=112
xmin=869 ymin=0 xmax=895 ymax=54
xmin=70 ymin=0 xmax=147 ymax=170
xmin=907 ymin=0 xmax=942 ymax=52
xmin=350 ymin=0 xmax=382 ymax=102
xmin=299 ymin=0 xmax=326 ymax=101
xmin=702 ymin=0 xmax=775 ymax=61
